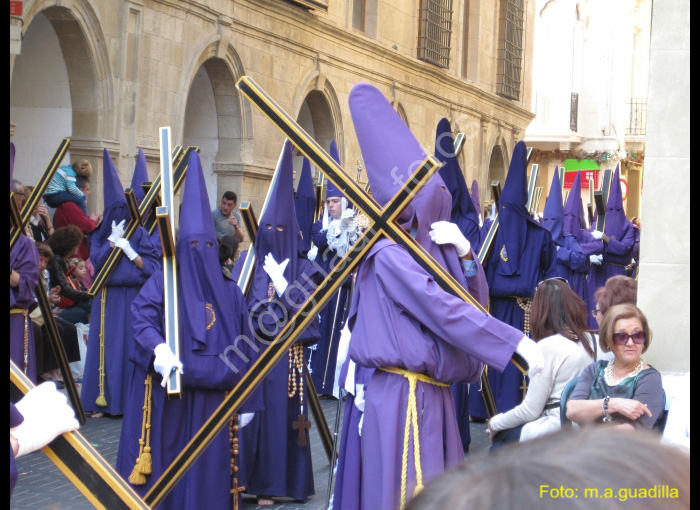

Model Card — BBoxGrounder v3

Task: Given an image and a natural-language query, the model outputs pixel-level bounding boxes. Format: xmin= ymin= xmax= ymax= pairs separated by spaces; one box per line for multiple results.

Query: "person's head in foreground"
xmin=406 ymin=427 xmax=689 ymax=510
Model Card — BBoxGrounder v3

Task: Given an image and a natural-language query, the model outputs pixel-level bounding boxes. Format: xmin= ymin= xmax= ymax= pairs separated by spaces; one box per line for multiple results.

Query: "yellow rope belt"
xmin=380 ymin=367 xmax=449 ymax=510
xmin=10 ymin=308 xmax=29 ymax=374
xmin=129 ymin=375 xmax=153 ymax=485
xmin=96 ymin=289 xmax=108 ymax=407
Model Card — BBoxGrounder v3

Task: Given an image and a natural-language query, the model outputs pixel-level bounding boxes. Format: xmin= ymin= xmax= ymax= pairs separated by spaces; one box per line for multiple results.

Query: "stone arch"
xmin=176 ymin=41 xmax=252 ymax=207
xmin=10 ymin=1 xmax=115 ymax=190
xmin=292 ymin=76 xmax=344 ymax=182
xmin=394 ymin=102 xmax=410 ymax=128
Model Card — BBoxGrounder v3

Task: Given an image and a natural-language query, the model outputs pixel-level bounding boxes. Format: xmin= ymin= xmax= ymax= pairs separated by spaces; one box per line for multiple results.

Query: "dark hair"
xmin=36 ymin=242 xmax=54 ymax=264
xmin=48 ymin=225 xmax=84 ymax=258
xmin=599 ymin=303 xmax=652 ymax=353
xmin=218 ymin=243 xmax=233 ymax=264
xmin=220 ymin=234 xmax=240 ymax=256
xmin=595 ymin=275 xmax=637 ymax=316
xmin=406 ymin=427 xmax=689 ymax=510
xmin=222 ymin=191 xmax=237 ymax=203
xmin=530 ymin=278 xmax=593 ymax=356
xmin=76 ymin=175 xmax=90 ymax=191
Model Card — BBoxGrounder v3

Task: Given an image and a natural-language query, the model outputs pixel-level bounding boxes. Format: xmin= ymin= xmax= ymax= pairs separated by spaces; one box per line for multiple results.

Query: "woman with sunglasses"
xmin=566 ymin=303 xmax=664 ymax=429
xmin=487 ymin=278 xmax=595 ymax=450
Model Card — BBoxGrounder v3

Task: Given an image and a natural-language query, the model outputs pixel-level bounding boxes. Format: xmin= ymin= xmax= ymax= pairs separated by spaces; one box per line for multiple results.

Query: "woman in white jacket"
xmin=487 ymin=278 xmax=594 ymax=451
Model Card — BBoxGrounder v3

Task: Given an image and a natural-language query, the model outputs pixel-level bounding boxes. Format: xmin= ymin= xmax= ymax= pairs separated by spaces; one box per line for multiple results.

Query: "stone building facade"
xmin=10 ymin=0 xmax=535 ymax=218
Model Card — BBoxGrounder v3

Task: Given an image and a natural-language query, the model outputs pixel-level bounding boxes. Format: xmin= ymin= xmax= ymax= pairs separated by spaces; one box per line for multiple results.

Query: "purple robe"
xmin=348 ymin=240 xmax=523 ymax=510
xmin=116 ymin=271 xmax=262 ymax=509
xmin=10 ymin=236 xmax=39 ymax=383
xmin=555 ymin=234 xmax=589 ymax=300
xmin=81 ymin=226 xmax=159 ymax=415
xmin=307 ymin=218 xmax=352 ymax=395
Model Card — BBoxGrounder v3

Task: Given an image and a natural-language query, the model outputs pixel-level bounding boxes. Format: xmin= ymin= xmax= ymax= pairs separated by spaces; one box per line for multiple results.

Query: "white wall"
xmin=10 ymin=13 xmax=71 ymax=185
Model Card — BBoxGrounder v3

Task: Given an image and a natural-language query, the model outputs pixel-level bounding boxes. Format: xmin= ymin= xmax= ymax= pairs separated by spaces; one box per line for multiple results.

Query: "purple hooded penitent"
xmin=471 ymin=180 xmax=481 ymax=221
xmin=435 ymin=118 xmax=481 ymax=248
xmin=563 ymin=171 xmax=584 ymax=241
xmin=604 ymin=166 xmax=628 ymax=240
xmin=81 ymin=148 xmax=159 ymax=415
xmin=130 ymin=148 xmax=149 ymax=204
xmin=295 ymin=156 xmax=315 ymax=252
xmin=326 ymin=141 xmax=346 ymax=199
xmin=542 ymin=167 xmax=564 ymax=246
xmin=497 ymin=141 xmax=539 ymax=275
xmin=344 ymin=83 xmax=523 ymax=510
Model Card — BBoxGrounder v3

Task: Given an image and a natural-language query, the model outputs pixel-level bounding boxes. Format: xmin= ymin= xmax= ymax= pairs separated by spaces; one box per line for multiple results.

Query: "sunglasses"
xmin=612 ymin=331 xmax=646 ymax=345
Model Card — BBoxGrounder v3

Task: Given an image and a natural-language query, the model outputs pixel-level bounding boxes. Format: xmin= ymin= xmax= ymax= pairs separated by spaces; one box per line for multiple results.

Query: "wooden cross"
xmin=143 ymin=77 xmax=530 ymax=506
xmin=10 ymin=362 xmax=149 ymax=509
xmin=293 ymin=413 xmax=312 ymax=447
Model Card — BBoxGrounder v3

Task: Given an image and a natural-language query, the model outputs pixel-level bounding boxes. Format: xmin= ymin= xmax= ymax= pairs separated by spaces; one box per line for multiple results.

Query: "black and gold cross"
xmin=143 ymin=77 xmax=527 ymax=506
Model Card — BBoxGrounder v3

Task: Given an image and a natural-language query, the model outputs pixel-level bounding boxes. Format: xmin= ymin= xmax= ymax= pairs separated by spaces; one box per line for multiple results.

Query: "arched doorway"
xmin=295 ymin=90 xmax=337 ymax=185
xmin=182 ymin=58 xmax=244 ymax=208
xmin=488 ymin=143 xmax=507 ymax=200
xmin=10 ymin=7 xmax=107 ymax=191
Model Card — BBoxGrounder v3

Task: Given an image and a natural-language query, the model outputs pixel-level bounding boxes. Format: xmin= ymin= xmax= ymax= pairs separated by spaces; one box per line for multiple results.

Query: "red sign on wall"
xmin=10 ymin=1 xmax=23 ymax=16
xmin=564 ymin=170 xmax=599 ymax=189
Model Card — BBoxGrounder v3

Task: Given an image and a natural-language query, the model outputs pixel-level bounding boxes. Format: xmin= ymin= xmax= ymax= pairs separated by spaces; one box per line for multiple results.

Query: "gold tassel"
xmin=129 ymin=375 xmax=153 ymax=486
xmin=96 ymin=289 xmax=108 ymax=407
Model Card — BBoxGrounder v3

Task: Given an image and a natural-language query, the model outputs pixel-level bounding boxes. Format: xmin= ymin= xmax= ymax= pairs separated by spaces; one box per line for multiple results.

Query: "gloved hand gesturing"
xmin=115 ymin=238 xmax=139 ymax=261
xmin=429 ymin=221 xmax=472 ymax=257
xmin=263 ymin=253 xmax=290 ymax=297
xmin=108 ymin=219 xmax=126 ymax=243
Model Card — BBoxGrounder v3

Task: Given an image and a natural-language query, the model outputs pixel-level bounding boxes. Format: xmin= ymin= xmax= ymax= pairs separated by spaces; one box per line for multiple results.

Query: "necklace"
xmin=604 ymin=358 xmax=644 ymax=386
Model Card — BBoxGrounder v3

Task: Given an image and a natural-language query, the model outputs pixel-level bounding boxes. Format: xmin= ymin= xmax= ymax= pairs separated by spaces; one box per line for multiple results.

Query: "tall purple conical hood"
xmin=563 ymin=171 xmax=584 ymax=241
xmin=471 ymin=180 xmax=481 ymax=219
xmin=542 ymin=167 xmax=564 ymax=245
xmin=497 ymin=141 xmax=540 ymax=275
xmin=130 ymin=149 xmax=149 ymax=204
xmin=95 ymin=149 xmax=130 ymax=245
xmin=349 ymin=83 xmax=468 ymax=288
xmin=326 ymin=141 xmax=345 ymax=199
xmin=604 ymin=166 xmax=628 ymax=239
xmin=177 ymin=150 xmax=237 ymax=351
xmin=10 ymin=142 xmax=16 ymax=191
xmin=434 ymin=118 xmax=481 ymax=247
xmin=295 ymin=156 xmax=315 ymax=252
xmin=250 ymin=140 xmax=300 ymax=303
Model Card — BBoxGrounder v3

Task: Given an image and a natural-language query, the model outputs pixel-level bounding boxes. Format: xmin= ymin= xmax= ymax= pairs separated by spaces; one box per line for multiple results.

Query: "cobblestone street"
xmin=12 ymin=395 xmax=490 ymax=510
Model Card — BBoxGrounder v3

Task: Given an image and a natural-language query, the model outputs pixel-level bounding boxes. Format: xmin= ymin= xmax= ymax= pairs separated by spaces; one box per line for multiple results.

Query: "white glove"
xmin=238 ymin=413 xmax=255 ymax=428
xmin=429 ymin=221 xmax=471 ymax=258
xmin=263 ymin=253 xmax=289 ymax=297
xmin=591 ymin=230 xmax=604 ymax=240
xmin=153 ymin=343 xmax=184 ymax=388
xmin=515 ymin=336 xmax=544 ymax=378
xmin=340 ymin=209 xmax=355 ymax=228
xmin=108 ymin=219 xmax=126 ymax=243
xmin=115 ymin=237 xmax=139 ymax=261
xmin=589 ymin=254 xmax=603 ymax=265
xmin=11 ymin=382 xmax=79 ymax=457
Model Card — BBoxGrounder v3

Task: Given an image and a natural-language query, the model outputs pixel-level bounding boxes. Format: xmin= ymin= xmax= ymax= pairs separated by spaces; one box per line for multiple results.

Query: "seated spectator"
xmin=47 ymin=226 xmax=92 ymax=324
xmin=56 ymin=257 xmax=89 ymax=309
xmin=23 ymin=186 xmax=55 ymax=242
xmin=212 ymin=190 xmax=244 ymax=243
xmin=43 ymin=159 xmax=92 ymax=214
xmin=406 ymin=427 xmax=689 ymax=510
xmin=31 ymin=243 xmax=82 ymax=389
xmin=53 ymin=175 xmax=101 ymax=263
xmin=487 ymin=278 xmax=595 ymax=451
xmin=592 ymin=275 xmax=638 ymax=359
xmin=220 ymin=233 xmax=240 ymax=277
xmin=566 ymin=304 xmax=664 ymax=430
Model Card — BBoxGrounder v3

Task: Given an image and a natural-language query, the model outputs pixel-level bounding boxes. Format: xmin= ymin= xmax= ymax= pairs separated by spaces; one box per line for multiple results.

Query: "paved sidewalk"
xmin=12 ymin=397 xmax=490 ymax=510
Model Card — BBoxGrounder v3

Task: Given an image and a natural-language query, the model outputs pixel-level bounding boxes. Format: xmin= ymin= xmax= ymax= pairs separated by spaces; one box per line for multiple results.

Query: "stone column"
xmin=637 ymin=0 xmax=689 ymax=371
